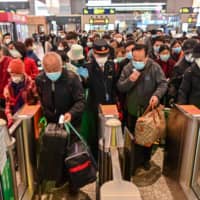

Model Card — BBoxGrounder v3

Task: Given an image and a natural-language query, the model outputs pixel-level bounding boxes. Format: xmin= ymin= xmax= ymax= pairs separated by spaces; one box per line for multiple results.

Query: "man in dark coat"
xmin=84 ymin=39 xmax=117 ymax=159
xmin=117 ymin=44 xmax=167 ymax=173
xmin=35 ymin=52 xmax=85 ymax=125
xmin=178 ymin=43 xmax=200 ymax=108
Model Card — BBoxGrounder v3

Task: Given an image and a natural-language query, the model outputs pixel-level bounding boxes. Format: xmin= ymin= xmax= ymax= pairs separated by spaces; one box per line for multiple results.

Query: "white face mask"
xmin=96 ymin=56 xmax=108 ymax=67
xmin=5 ymin=39 xmax=11 ymax=44
xmin=195 ymin=58 xmax=200 ymax=68
xmin=58 ymin=46 xmax=64 ymax=51
xmin=115 ymin=38 xmax=122 ymax=43
xmin=9 ymin=49 xmax=22 ymax=58
xmin=11 ymin=76 xmax=23 ymax=84
xmin=185 ymin=53 xmax=194 ymax=63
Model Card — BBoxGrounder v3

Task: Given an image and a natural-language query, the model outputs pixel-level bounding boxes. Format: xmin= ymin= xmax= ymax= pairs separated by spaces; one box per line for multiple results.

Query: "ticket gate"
xmin=163 ymin=104 xmax=200 ymax=200
xmin=98 ymin=118 xmax=142 ymax=200
xmin=0 ymin=104 xmax=41 ymax=200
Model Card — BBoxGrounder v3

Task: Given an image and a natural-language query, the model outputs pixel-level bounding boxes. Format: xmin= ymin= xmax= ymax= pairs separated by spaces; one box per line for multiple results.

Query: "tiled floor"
xmin=34 ymin=148 xmax=187 ymax=200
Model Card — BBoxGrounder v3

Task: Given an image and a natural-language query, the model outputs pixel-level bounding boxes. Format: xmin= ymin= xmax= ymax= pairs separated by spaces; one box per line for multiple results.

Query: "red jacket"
xmin=24 ymin=57 xmax=39 ymax=80
xmin=4 ymin=75 xmax=38 ymax=124
xmin=156 ymin=58 xmax=176 ymax=78
xmin=0 ymin=56 xmax=12 ymax=99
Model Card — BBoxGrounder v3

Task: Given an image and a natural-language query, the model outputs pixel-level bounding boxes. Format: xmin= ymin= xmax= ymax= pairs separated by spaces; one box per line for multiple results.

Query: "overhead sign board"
xmin=83 ymin=8 xmax=115 ymax=15
xmin=179 ymin=7 xmax=200 ymax=14
xmin=179 ymin=7 xmax=193 ymax=14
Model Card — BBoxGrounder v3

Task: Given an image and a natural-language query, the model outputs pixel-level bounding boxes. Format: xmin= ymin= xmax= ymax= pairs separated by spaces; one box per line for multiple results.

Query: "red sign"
xmin=0 ymin=12 xmax=27 ymax=24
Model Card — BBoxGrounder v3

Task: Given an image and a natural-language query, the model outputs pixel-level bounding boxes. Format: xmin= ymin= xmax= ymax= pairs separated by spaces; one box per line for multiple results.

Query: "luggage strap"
xmin=64 ymin=122 xmax=88 ymax=148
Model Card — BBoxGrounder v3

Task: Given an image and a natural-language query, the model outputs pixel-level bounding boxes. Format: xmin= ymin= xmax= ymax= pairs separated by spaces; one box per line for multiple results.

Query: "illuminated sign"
xmin=89 ymin=17 xmax=110 ymax=24
xmin=187 ymin=16 xmax=197 ymax=23
xmin=83 ymin=8 xmax=115 ymax=15
xmin=179 ymin=7 xmax=192 ymax=13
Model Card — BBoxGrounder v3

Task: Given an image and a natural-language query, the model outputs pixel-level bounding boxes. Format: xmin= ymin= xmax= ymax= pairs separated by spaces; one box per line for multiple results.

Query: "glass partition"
xmin=9 ymin=120 xmax=28 ymax=200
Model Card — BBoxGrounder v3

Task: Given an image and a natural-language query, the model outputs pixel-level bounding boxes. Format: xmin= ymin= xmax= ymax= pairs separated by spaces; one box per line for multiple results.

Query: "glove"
xmin=77 ymin=67 xmax=89 ymax=79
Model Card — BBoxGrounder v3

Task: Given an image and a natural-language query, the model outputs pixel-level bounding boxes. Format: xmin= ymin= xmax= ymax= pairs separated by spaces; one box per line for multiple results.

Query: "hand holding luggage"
xmin=135 ymin=104 xmax=166 ymax=147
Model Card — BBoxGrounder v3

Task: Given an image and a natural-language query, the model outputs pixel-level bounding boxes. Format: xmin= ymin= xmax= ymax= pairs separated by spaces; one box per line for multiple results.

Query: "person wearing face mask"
xmin=168 ymin=39 xmax=198 ymax=104
xmin=44 ymin=35 xmax=53 ymax=53
xmin=114 ymin=33 xmax=123 ymax=44
xmin=178 ymin=43 xmax=200 ymax=108
xmin=4 ymin=59 xmax=38 ymax=127
xmin=155 ymin=45 xmax=176 ymax=79
xmin=117 ymin=44 xmax=167 ymax=174
xmin=35 ymin=52 xmax=85 ymax=125
xmin=12 ymin=42 xmax=39 ymax=80
xmin=66 ymin=31 xmax=78 ymax=49
xmin=66 ymin=44 xmax=88 ymax=80
xmin=56 ymin=40 xmax=69 ymax=64
xmin=150 ymin=36 xmax=164 ymax=60
xmin=2 ymin=33 xmax=12 ymax=46
xmin=84 ymin=39 xmax=117 ymax=159
xmin=25 ymin=38 xmax=41 ymax=67
xmin=171 ymin=39 xmax=184 ymax=62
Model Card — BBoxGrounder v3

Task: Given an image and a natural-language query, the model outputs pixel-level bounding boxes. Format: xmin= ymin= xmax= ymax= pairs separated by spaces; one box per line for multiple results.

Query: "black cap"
xmin=193 ymin=43 xmax=200 ymax=58
xmin=93 ymin=39 xmax=109 ymax=55
xmin=182 ymin=39 xmax=198 ymax=53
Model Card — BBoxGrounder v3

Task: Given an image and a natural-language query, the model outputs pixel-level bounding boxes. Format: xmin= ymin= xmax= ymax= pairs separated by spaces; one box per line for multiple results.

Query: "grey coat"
xmin=117 ymin=58 xmax=168 ymax=116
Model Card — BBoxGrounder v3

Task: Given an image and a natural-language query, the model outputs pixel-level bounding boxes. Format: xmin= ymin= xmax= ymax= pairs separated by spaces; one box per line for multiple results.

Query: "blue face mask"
xmin=160 ymin=54 xmax=170 ymax=62
xmin=172 ymin=47 xmax=181 ymax=54
xmin=46 ymin=71 xmax=62 ymax=81
xmin=132 ymin=60 xmax=145 ymax=71
xmin=126 ymin=52 xmax=133 ymax=60
xmin=153 ymin=46 xmax=160 ymax=54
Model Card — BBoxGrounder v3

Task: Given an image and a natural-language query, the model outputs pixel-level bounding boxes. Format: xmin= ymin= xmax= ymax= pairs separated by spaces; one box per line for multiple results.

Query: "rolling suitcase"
xmin=38 ymin=123 xmax=68 ymax=184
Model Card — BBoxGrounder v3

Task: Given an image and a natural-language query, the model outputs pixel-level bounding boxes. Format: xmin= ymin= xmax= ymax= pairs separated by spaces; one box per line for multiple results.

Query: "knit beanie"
xmin=8 ymin=59 xmax=25 ymax=74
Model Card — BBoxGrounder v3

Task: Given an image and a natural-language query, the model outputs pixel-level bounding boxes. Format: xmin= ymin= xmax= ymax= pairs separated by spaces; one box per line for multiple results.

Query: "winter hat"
xmin=182 ymin=39 xmax=198 ymax=53
xmin=67 ymin=44 xmax=84 ymax=61
xmin=193 ymin=43 xmax=200 ymax=58
xmin=93 ymin=39 xmax=109 ymax=55
xmin=8 ymin=59 xmax=25 ymax=74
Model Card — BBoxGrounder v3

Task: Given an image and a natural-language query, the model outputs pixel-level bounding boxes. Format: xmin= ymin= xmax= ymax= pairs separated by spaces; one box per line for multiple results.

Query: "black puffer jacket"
xmin=178 ymin=63 xmax=200 ymax=108
xmin=85 ymin=59 xmax=116 ymax=110
xmin=168 ymin=57 xmax=193 ymax=101
xmin=35 ymin=68 xmax=85 ymax=123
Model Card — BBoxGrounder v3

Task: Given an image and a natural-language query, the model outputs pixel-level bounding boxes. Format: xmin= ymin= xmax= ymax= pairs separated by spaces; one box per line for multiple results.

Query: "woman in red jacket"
xmin=156 ymin=44 xmax=176 ymax=79
xmin=4 ymin=59 xmax=38 ymax=126
xmin=9 ymin=42 xmax=39 ymax=79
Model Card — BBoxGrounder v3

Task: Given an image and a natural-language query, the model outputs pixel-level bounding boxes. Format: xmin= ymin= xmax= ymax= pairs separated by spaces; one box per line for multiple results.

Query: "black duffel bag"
xmin=64 ymin=123 xmax=97 ymax=188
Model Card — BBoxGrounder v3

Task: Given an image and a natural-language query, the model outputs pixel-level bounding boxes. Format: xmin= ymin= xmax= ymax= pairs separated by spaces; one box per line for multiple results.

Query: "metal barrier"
xmin=163 ymin=105 xmax=200 ymax=200
xmin=0 ymin=119 xmax=17 ymax=200
xmin=99 ymin=118 xmax=142 ymax=200
xmin=0 ymin=104 xmax=41 ymax=200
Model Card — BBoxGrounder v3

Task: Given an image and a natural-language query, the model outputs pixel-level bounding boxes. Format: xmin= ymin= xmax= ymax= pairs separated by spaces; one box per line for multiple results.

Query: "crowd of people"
xmin=1 ymin=28 xmax=200 ymax=183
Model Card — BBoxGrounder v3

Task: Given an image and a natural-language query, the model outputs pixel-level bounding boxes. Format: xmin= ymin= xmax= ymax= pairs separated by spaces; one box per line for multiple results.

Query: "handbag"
xmin=134 ymin=104 xmax=166 ymax=147
xmin=64 ymin=122 xmax=97 ymax=188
